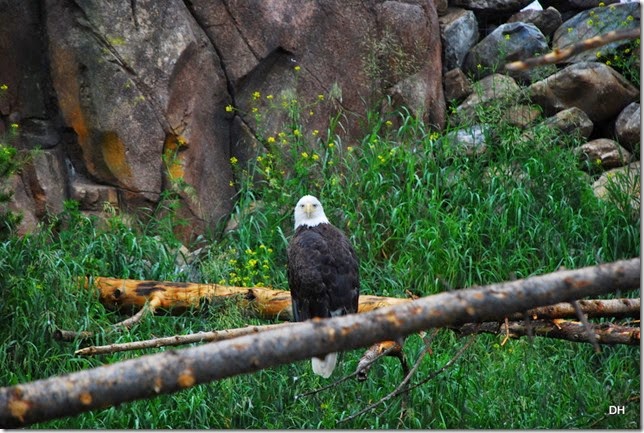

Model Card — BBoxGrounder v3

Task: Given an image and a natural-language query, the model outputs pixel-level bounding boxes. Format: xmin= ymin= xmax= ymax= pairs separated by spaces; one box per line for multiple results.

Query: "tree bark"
xmin=0 ymin=258 xmax=639 ymax=428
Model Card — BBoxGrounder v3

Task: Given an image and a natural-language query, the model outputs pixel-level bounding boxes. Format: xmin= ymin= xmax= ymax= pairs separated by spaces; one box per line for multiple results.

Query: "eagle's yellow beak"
xmin=303 ymin=203 xmax=315 ymax=218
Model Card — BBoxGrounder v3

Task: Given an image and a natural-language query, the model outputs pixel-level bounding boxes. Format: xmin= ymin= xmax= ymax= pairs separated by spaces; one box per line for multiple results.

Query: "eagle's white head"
xmin=294 ymin=195 xmax=330 ymax=229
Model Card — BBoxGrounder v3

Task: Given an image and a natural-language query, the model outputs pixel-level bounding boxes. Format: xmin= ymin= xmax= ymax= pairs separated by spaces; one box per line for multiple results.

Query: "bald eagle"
xmin=287 ymin=195 xmax=360 ymax=378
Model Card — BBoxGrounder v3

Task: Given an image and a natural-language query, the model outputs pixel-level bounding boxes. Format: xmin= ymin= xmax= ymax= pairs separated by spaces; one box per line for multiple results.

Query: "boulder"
xmin=615 ymin=103 xmax=640 ymax=151
xmin=528 ymin=62 xmax=639 ymax=121
xmin=507 ymin=7 xmax=562 ymax=37
xmin=453 ymin=74 xmax=521 ymax=123
xmin=463 ymin=22 xmax=549 ymax=83
xmin=542 ymin=107 xmax=594 ymax=140
xmin=592 ymin=161 xmax=640 ymax=214
xmin=575 ymin=138 xmax=632 ymax=170
xmin=444 ymin=124 xmax=491 ymax=156
xmin=443 ymin=68 xmax=472 ymax=103
xmin=552 ymin=2 xmax=641 ymax=64
xmin=439 ymin=8 xmax=479 ymax=72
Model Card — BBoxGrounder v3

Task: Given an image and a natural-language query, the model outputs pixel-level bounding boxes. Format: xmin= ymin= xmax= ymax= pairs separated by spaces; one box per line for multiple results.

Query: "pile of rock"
xmin=439 ymin=0 xmax=640 ymax=212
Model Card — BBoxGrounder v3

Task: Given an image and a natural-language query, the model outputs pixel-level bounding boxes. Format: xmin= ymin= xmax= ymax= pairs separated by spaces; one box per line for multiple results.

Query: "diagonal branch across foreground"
xmin=0 ymin=258 xmax=639 ymax=427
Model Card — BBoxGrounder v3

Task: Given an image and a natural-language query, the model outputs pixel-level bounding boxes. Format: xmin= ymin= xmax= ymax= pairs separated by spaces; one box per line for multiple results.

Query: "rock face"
xmin=1 ymin=0 xmax=641 ymax=237
xmin=45 ymin=0 xmax=234 ymax=238
xmin=2 ymin=0 xmax=445 ymax=239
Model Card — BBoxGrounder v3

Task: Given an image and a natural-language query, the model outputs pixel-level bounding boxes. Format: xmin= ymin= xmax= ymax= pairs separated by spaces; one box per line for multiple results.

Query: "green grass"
xmin=0 ymin=91 xmax=640 ymax=428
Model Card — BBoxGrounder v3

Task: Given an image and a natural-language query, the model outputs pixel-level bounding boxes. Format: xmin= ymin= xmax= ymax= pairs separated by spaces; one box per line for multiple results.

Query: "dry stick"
xmin=75 ymin=323 xmax=296 ymax=356
xmin=570 ymin=299 xmax=601 ymax=353
xmin=0 ymin=258 xmax=638 ymax=428
xmin=340 ymin=336 xmax=476 ymax=424
xmin=54 ymin=299 xmax=160 ymax=342
xmin=400 ymin=337 xmax=477 ymax=394
xmin=455 ymin=320 xmax=640 ymax=345
xmin=505 ymin=27 xmax=641 ymax=71
xmin=294 ymin=342 xmax=405 ymax=400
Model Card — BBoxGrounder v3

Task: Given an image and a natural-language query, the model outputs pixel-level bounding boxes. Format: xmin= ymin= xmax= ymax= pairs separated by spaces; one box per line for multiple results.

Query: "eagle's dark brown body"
xmin=287 ymin=223 xmax=359 ymax=322
xmin=286 ymin=195 xmax=360 ymax=377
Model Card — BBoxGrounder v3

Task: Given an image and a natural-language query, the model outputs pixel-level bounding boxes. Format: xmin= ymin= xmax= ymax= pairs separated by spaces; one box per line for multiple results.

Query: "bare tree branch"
xmin=505 ymin=28 xmax=640 ymax=71
xmin=0 ymin=258 xmax=639 ymax=428
xmin=74 ymin=323 xmax=296 ymax=356
xmin=455 ymin=319 xmax=640 ymax=345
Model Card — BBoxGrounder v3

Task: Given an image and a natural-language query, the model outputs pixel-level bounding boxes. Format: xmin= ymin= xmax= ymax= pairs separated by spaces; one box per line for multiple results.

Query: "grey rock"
xmin=439 ymin=8 xmax=479 ymax=71
xmin=615 ymin=103 xmax=640 ymax=151
xmin=20 ymin=119 xmax=61 ymax=149
xmin=552 ymin=2 xmax=641 ymax=63
xmin=454 ymin=74 xmax=521 ymax=123
xmin=444 ymin=124 xmax=491 ymax=156
xmin=463 ymin=22 xmax=549 ymax=83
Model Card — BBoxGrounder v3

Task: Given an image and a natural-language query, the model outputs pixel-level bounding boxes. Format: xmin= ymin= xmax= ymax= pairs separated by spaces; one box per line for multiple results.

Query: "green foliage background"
xmin=0 ymin=84 xmax=640 ymax=428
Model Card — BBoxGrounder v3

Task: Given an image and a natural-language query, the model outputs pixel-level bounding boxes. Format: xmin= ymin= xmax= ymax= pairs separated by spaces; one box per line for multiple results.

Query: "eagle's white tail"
xmin=311 ymin=352 xmax=338 ymax=378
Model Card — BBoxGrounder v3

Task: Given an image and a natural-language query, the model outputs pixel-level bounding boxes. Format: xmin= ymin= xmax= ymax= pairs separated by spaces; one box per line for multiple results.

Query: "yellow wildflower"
xmin=317 ymin=94 xmax=324 ymax=101
xmin=230 ymin=156 xmax=238 ymax=165
xmin=312 ymin=130 xmax=319 ymax=136
xmin=10 ymin=123 xmax=18 ymax=129
xmin=293 ymin=129 xmax=301 ymax=137
xmin=267 ymin=136 xmax=276 ymax=144
xmin=225 ymin=104 xmax=234 ymax=112
xmin=385 ymin=120 xmax=393 ymax=127
xmin=252 ymin=91 xmax=261 ymax=100
xmin=301 ymin=152 xmax=309 ymax=159
xmin=266 ymin=94 xmax=274 ymax=100
xmin=294 ymin=65 xmax=301 ymax=71
xmin=328 ymin=142 xmax=335 ymax=148
xmin=312 ymin=153 xmax=320 ymax=161
xmin=0 ymin=84 xmax=7 ymax=91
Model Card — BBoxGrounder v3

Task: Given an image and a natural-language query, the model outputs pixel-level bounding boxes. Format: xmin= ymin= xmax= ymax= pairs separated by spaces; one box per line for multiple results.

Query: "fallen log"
xmin=84 ymin=277 xmax=639 ymax=323
xmin=455 ymin=320 xmax=640 ymax=346
xmin=1 ymin=258 xmax=639 ymax=428
xmin=88 ymin=276 xmax=410 ymax=320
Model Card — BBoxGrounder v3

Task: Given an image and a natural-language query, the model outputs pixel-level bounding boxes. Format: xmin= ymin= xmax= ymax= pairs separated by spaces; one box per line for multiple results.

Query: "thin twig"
xmin=54 ymin=299 xmax=159 ymax=342
xmin=570 ymin=300 xmax=601 ymax=353
xmin=340 ymin=338 xmax=432 ymax=424
xmin=294 ymin=342 xmax=403 ymax=400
